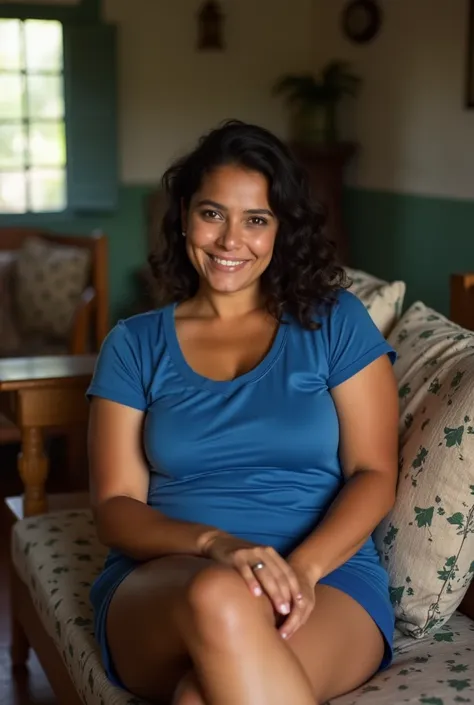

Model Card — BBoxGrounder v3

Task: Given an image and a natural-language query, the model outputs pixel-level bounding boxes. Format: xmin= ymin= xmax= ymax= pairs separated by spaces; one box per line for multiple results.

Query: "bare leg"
xmin=175 ymin=564 xmax=315 ymax=705
xmin=106 ymin=556 xmax=314 ymax=704
xmin=171 ymin=584 xmax=385 ymax=705
xmin=287 ymin=584 xmax=385 ymax=703
xmin=107 ymin=557 xmax=383 ymax=705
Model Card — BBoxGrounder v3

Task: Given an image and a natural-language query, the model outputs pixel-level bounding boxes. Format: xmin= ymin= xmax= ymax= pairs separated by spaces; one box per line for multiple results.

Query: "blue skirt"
xmin=90 ymin=554 xmax=394 ymax=690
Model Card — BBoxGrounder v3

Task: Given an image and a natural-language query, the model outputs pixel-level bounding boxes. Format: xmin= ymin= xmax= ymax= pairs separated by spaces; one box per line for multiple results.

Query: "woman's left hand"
xmin=279 ymin=558 xmax=317 ymax=640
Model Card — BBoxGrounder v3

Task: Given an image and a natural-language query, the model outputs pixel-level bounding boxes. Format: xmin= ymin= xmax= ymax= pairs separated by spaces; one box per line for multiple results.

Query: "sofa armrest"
xmin=68 ymin=287 xmax=96 ymax=355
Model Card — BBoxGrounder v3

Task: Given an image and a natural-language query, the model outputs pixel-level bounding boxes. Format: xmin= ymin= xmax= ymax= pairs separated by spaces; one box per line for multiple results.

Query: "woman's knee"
xmin=180 ymin=564 xmax=273 ymax=639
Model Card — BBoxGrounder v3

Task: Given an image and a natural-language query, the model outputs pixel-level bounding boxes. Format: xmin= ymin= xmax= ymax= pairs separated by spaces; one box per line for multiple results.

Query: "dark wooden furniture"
xmin=0 ymin=229 xmax=108 ymax=446
xmin=289 ymin=142 xmax=357 ymax=263
xmin=0 ymin=354 xmax=96 ymax=517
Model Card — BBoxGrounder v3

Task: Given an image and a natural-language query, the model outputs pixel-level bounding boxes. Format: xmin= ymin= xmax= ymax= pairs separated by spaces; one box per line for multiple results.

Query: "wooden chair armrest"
xmin=68 ymin=287 xmax=96 ymax=355
xmin=450 ymin=273 xmax=474 ymax=330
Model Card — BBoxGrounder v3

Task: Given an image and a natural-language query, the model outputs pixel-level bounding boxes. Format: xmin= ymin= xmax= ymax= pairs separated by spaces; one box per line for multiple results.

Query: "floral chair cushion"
xmin=374 ymin=302 xmax=474 ymax=638
xmin=345 ymin=267 xmax=406 ymax=336
xmin=11 ymin=509 xmax=474 ymax=705
xmin=14 ymin=236 xmax=90 ymax=341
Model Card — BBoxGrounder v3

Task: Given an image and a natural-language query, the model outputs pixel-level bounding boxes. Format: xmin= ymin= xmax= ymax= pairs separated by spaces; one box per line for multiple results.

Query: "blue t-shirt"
xmin=87 ymin=290 xmax=395 ymax=560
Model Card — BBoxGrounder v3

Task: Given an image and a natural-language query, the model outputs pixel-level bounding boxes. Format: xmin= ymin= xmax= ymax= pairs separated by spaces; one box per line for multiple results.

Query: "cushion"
xmin=0 ymin=252 xmax=22 ymax=356
xmin=14 ymin=236 xmax=90 ymax=341
xmin=333 ymin=613 xmax=474 ymax=704
xmin=11 ymin=508 xmax=474 ymax=705
xmin=346 ymin=267 xmax=406 ymax=336
xmin=374 ymin=302 xmax=474 ymax=638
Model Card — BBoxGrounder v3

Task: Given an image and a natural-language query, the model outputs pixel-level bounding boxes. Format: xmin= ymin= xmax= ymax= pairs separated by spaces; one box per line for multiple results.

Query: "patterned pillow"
xmin=374 ymin=302 xmax=474 ymax=638
xmin=14 ymin=236 xmax=91 ymax=341
xmin=346 ymin=267 xmax=406 ymax=336
xmin=0 ymin=252 xmax=22 ymax=355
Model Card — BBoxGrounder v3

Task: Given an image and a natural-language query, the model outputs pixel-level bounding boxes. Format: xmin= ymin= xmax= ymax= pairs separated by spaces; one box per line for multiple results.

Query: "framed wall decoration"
xmin=467 ymin=0 xmax=474 ymax=107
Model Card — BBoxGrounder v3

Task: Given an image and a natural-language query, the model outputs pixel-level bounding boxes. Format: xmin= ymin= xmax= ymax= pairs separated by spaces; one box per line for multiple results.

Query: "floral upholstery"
xmin=15 ymin=236 xmax=91 ymax=341
xmin=345 ymin=267 xmax=406 ymax=336
xmin=374 ymin=302 xmax=474 ymax=638
xmin=11 ymin=509 xmax=474 ymax=705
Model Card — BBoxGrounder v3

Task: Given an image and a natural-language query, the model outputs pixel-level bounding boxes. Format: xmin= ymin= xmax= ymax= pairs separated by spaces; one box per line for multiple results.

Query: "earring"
xmin=182 ymin=231 xmax=186 ymax=237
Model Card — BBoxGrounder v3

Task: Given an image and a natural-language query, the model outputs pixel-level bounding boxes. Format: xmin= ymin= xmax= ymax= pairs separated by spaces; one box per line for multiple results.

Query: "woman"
xmin=87 ymin=120 xmax=399 ymax=705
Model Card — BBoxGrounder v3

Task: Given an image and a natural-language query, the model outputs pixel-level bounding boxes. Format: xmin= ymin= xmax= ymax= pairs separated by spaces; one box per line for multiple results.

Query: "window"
xmin=0 ymin=19 xmax=66 ymax=214
xmin=0 ymin=9 xmax=118 ymax=218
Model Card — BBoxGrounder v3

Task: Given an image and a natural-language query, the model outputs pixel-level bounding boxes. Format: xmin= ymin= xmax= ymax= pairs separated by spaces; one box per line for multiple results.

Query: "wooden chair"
xmin=0 ymin=228 xmax=109 ymax=446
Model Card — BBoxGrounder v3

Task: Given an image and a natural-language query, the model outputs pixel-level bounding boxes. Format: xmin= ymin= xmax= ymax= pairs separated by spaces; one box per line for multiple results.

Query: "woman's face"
xmin=183 ymin=164 xmax=279 ymax=297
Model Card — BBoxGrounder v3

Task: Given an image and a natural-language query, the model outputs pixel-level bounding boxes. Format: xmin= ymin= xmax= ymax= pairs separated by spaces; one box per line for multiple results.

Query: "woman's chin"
xmin=204 ymin=272 xmax=253 ymax=294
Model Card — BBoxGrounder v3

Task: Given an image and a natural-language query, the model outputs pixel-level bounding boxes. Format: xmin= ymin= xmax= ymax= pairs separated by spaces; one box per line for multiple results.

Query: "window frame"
xmin=0 ymin=0 xmax=102 ymax=223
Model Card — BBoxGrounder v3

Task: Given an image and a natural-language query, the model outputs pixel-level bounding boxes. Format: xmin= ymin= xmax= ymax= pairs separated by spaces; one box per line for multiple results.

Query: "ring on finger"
xmin=251 ymin=561 xmax=266 ymax=572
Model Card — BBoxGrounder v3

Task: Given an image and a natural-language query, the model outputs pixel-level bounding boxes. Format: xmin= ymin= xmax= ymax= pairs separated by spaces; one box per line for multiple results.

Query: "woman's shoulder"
xmin=117 ymin=304 xmax=170 ymax=337
xmin=101 ymin=305 xmax=172 ymax=358
xmin=311 ymin=288 xmax=368 ymax=329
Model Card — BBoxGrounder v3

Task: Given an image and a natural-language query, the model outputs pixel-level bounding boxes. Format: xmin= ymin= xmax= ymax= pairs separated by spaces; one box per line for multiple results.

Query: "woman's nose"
xmin=217 ymin=221 xmax=242 ymax=250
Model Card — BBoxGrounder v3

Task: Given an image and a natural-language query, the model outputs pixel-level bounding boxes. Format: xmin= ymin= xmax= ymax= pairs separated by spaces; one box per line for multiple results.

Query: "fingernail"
xmin=280 ymin=603 xmax=290 ymax=615
xmin=254 ymin=586 xmax=262 ymax=596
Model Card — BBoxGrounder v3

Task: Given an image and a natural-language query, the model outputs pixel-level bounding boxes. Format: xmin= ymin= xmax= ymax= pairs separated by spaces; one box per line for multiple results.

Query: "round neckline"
xmin=163 ymin=302 xmax=289 ymax=394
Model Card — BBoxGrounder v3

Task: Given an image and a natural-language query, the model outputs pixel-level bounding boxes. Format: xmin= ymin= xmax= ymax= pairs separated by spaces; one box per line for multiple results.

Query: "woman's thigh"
xmin=287 ymin=584 xmax=385 ymax=703
xmin=106 ymin=555 xmax=211 ymax=702
xmin=106 ymin=555 xmax=275 ymax=703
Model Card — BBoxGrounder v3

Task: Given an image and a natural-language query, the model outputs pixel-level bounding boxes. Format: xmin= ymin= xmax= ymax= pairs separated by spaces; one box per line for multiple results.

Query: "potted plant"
xmin=273 ymin=60 xmax=361 ymax=144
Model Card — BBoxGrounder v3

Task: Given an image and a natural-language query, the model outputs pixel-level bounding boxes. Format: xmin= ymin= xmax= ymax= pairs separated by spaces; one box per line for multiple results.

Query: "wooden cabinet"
xmin=290 ymin=142 xmax=357 ymax=264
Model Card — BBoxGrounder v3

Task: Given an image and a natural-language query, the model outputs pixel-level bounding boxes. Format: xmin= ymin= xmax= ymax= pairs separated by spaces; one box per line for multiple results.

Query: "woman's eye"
xmin=203 ymin=209 xmax=220 ymax=219
xmin=249 ymin=216 xmax=267 ymax=226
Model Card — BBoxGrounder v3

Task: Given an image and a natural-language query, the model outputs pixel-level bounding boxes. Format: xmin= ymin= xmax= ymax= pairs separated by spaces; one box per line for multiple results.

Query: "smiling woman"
xmin=87 ymin=120 xmax=399 ymax=705
xmin=150 ymin=119 xmax=343 ymax=328
xmin=182 ymin=166 xmax=279 ymax=296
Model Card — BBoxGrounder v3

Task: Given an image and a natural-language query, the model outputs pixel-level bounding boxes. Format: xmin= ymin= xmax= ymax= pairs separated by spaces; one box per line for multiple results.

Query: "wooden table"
xmin=0 ymin=355 xmax=96 ymax=517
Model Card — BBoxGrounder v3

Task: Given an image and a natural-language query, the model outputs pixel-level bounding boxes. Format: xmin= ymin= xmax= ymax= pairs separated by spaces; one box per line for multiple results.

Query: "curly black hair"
xmin=148 ymin=120 xmax=347 ymax=329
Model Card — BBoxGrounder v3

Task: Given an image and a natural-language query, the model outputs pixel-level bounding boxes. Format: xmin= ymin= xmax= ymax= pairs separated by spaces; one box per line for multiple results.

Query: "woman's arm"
xmin=89 ymin=397 xmax=224 ymax=561
xmin=289 ymin=354 xmax=399 ymax=582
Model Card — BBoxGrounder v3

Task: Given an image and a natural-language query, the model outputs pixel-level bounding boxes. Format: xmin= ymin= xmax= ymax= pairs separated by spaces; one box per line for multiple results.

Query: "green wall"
xmin=344 ymin=187 xmax=474 ymax=317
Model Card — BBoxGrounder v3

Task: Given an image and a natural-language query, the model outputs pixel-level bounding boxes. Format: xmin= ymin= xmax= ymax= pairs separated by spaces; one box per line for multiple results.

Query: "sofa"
xmin=7 ymin=269 xmax=474 ymax=705
xmin=0 ymin=228 xmax=109 ymax=445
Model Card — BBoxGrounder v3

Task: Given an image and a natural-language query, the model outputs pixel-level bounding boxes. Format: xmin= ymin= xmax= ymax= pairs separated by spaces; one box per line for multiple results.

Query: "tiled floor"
xmin=0 ymin=440 xmax=67 ymax=705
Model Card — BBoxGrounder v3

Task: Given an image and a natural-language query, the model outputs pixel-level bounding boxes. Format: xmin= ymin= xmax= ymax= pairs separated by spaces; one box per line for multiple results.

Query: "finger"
xmin=279 ymin=603 xmax=307 ymax=640
xmin=252 ymin=562 xmax=291 ymax=616
xmin=238 ymin=563 xmax=264 ymax=597
xmin=276 ymin=558 xmax=304 ymax=607
xmin=280 ymin=597 xmax=315 ymax=640
xmin=265 ymin=546 xmax=299 ymax=606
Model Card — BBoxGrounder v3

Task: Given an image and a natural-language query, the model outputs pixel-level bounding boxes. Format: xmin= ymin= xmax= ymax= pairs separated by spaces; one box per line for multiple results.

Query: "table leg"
xmin=17 ymin=426 xmax=49 ymax=517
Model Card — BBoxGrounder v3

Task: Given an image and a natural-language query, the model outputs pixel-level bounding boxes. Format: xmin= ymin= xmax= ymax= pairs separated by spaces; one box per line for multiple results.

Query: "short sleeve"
xmin=326 ymin=291 xmax=396 ymax=389
xmin=86 ymin=321 xmax=147 ymax=411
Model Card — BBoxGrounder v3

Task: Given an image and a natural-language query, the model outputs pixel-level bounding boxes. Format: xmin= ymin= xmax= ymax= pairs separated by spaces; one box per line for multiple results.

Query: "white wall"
xmin=104 ymin=0 xmax=316 ymax=185
xmin=313 ymin=0 xmax=474 ymax=200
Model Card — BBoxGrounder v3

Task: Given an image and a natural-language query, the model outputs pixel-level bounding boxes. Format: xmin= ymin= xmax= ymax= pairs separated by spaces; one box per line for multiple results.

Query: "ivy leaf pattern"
xmin=415 ymin=506 xmax=434 ymax=529
xmin=374 ymin=301 xmax=474 ymax=646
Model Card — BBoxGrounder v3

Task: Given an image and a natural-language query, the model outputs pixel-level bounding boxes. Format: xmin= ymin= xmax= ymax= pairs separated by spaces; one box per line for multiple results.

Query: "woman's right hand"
xmin=201 ymin=533 xmax=303 ymax=618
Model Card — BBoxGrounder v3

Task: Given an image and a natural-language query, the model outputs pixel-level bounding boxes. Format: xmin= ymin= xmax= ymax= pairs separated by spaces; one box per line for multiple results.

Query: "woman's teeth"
xmin=211 ymin=255 xmax=245 ymax=267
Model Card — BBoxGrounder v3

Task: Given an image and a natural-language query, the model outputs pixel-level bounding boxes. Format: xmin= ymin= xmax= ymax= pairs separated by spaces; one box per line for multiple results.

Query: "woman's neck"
xmin=187 ymin=284 xmax=266 ymax=321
